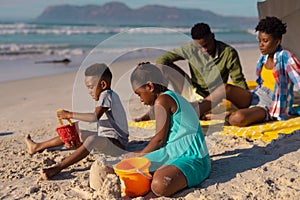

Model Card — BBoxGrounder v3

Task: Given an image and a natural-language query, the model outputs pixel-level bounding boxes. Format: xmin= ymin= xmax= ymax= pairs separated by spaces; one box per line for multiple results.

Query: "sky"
xmin=0 ymin=0 xmax=259 ymax=21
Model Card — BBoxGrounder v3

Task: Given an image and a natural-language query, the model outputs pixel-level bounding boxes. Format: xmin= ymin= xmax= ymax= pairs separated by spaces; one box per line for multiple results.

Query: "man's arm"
xmin=156 ymin=46 xmax=193 ymax=94
xmin=156 ymin=51 xmax=184 ymax=65
xmin=228 ymin=49 xmax=249 ymax=90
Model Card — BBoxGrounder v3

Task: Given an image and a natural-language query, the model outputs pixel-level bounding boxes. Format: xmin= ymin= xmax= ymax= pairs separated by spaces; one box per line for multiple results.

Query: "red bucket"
xmin=56 ymin=118 xmax=80 ymax=146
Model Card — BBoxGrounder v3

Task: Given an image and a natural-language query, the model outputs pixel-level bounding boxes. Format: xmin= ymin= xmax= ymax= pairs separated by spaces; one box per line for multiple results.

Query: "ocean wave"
xmin=0 ymin=27 xmax=123 ymax=35
xmin=0 ymin=23 xmax=254 ymax=36
xmin=0 ymin=43 xmax=177 ymax=58
xmin=231 ymin=43 xmax=258 ymax=49
xmin=0 ymin=22 xmax=36 ymax=29
xmin=0 ymin=43 xmax=87 ymax=57
xmin=0 ymin=41 xmax=258 ymax=58
xmin=212 ymin=28 xmax=257 ymax=35
xmin=0 ymin=22 xmax=257 ymax=58
xmin=0 ymin=22 xmax=258 ymax=37
xmin=0 ymin=27 xmax=255 ymax=35
xmin=0 ymin=23 xmax=188 ymax=35
xmin=0 ymin=28 xmax=186 ymax=35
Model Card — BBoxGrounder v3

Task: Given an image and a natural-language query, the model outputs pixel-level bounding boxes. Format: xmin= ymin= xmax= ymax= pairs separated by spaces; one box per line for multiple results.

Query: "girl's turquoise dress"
xmin=144 ymin=90 xmax=210 ymax=187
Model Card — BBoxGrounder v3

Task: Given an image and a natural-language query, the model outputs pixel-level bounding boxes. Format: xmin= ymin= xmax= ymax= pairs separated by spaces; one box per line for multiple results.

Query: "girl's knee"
xmin=150 ymin=175 xmax=171 ymax=197
xmin=228 ymin=111 xmax=248 ymax=127
xmin=150 ymin=165 xmax=188 ymax=197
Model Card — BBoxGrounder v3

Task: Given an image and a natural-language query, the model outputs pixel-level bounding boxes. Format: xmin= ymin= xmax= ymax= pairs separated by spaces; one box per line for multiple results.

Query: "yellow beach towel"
xmin=128 ymin=120 xmax=225 ymax=130
xmin=128 ymin=120 xmax=156 ymax=130
xmin=221 ymin=117 xmax=300 ymax=143
xmin=128 ymin=117 xmax=300 ymax=143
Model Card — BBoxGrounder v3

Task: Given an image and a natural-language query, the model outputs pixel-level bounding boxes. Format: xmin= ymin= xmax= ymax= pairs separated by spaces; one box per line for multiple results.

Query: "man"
xmin=157 ymin=22 xmax=248 ymax=99
xmin=134 ymin=23 xmax=248 ymax=121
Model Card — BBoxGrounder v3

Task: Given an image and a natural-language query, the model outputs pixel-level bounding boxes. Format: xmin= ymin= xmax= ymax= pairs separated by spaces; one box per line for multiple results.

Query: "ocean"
xmin=0 ymin=22 xmax=258 ymax=82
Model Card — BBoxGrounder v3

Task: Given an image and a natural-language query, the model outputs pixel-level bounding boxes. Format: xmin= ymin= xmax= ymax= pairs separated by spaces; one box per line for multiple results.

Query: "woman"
xmin=198 ymin=16 xmax=300 ymax=127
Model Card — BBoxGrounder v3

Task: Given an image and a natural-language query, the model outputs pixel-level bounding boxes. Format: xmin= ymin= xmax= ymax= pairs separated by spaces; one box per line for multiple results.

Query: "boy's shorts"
xmin=250 ymin=87 xmax=274 ymax=121
xmin=80 ymin=130 xmax=126 ymax=157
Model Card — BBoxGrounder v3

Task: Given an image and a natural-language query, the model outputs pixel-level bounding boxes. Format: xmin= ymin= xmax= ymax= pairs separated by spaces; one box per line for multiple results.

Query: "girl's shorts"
xmin=145 ymin=153 xmax=210 ymax=187
xmin=170 ymin=155 xmax=210 ymax=187
xmin=250 ymin=87 xmax=274 ymax=121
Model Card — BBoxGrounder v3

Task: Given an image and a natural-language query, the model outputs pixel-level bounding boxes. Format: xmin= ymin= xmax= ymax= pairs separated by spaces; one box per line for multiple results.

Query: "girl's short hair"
xmin=255 ymin=16 xmax=287 ymax=40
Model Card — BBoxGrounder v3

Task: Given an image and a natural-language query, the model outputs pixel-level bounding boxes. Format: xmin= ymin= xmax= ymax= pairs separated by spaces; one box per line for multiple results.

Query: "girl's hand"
xmin=122 ymin=152 xmax=145 ymax=159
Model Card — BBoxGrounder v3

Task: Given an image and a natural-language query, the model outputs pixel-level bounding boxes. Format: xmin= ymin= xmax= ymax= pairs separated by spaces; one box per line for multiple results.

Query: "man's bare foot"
xmin=40 ymin=166 xmax=61 ymax=180
xmin=25 ymin=134 xmax=38 ymax=155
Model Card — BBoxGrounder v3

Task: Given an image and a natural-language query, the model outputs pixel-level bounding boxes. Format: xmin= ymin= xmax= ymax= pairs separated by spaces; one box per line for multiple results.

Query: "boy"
xmin=25 ymin=63 xmax=128 ymax=180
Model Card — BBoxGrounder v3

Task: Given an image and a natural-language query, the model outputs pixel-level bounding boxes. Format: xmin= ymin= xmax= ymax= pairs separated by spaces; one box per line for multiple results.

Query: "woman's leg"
xmin=229 ymin=106 xmax=267 ymax=127
xmin=146 ymin=165 xmax=187 ymax=197
xmin=25 ymin=135 xmax=64 ymax=155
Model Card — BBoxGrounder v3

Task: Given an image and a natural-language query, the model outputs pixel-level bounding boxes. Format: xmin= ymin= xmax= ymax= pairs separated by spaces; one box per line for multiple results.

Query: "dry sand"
xmin=0 ymin=48 xmax=299 ymax=200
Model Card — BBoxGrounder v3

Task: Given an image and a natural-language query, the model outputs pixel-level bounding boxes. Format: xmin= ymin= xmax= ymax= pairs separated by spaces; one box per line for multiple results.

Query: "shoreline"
xmin=0 ymin=46 xmax=260 ymax=83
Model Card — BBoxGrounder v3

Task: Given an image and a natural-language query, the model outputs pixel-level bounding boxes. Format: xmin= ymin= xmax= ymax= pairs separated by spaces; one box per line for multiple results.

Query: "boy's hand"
xmin=64 ymin=140 xmax=82 ymax=149
xmin=57 ymin=109 xmax=72 ymax=119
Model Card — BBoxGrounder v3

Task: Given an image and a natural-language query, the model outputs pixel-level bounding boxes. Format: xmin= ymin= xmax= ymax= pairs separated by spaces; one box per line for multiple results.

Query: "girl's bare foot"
xmin=40 ymin=166 xmax=61 ymax=180
xmin=25 ymin=134 xmax=38 ymax=155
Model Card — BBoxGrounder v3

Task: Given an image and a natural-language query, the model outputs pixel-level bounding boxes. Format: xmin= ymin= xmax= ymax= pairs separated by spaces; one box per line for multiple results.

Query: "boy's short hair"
xmin=85 ymin=63 xmax=112 ymax=82
xmin=191 ymin=23 xmax=212 ymax=39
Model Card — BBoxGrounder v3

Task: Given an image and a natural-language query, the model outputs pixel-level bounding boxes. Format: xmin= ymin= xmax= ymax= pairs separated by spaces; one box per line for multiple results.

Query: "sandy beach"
xmin=0 ymin=47 xmax=299 ymax=200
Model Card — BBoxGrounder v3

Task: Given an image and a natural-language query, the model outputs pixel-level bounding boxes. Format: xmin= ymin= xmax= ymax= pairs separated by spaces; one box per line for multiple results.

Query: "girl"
xmin=198 ymin=16 xmax=300 ymax=127
xmin=129 ymin=62 xmax=210 ymax=197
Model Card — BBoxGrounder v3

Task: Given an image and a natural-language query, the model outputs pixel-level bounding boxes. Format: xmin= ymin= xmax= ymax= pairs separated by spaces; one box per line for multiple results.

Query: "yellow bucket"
xmin=114 ymin=157 xmax=152 ymax=197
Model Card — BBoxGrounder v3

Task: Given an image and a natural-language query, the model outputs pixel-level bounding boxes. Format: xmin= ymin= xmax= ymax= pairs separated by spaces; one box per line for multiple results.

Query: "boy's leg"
xmin=84 ymin=136 xmax=126 ymax=157
xmin=40 ymin=135 xmax=124 ymax=180
xmin=40 ymin=134 xmax=96 ymax=180
xmin=40 ymin=144 xmax=90 ymax=180
xmin=25 ymin=135 xmax=64 ymax=155
xmin=81 ymin=130 xmax=126 ymax=156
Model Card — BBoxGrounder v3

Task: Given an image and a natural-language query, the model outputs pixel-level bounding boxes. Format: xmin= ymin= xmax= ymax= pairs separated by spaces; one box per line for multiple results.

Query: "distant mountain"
xmin=35 ymin=2 xmax=257 ymax=28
